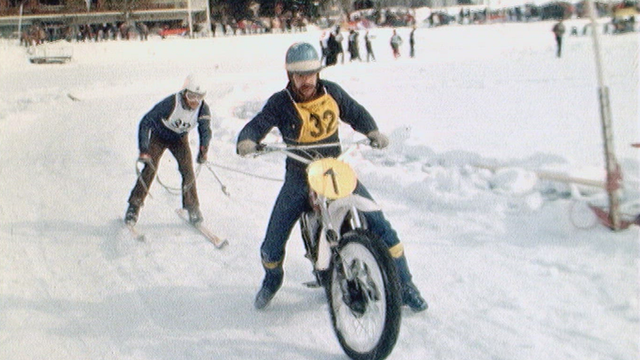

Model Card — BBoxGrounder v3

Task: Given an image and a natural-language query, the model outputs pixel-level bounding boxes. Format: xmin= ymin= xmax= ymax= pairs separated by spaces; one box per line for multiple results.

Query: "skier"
xmin=235 ymin=42 xmax=428 ymax=313
xmin=124 ymin=74 xmax=212 ymax=225
xmin=552 ymin=19 xmax=565 ymax=58
xmin=390 ymin=29 xmax=402 ymax=59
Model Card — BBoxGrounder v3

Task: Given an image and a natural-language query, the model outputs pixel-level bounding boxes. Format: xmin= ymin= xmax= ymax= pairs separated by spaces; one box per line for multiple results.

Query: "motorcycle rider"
xmin=236 ymin=42 xmax=428 ymax=312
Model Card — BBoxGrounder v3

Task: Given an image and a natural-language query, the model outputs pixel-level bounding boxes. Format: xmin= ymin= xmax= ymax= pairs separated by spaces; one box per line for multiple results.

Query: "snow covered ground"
xmin=0 ymin=19 xmax=638 ymax=360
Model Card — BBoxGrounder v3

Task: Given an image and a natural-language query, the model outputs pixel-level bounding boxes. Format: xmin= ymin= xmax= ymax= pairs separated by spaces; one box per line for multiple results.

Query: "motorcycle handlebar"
xmin=255 ymin=139 xmax=371 ymax=163
xmin=257 ymin=139 xmax=370 ymax=152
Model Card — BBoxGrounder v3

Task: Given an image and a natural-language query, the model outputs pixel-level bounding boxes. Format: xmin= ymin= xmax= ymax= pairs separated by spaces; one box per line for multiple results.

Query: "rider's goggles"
xmin=185 ymin=90 xmax=205 ymax=102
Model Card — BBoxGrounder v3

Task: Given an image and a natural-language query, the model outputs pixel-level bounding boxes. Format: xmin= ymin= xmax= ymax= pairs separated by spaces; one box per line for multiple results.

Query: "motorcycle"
xmin=256 ymin=141 xmax=402 ymax=360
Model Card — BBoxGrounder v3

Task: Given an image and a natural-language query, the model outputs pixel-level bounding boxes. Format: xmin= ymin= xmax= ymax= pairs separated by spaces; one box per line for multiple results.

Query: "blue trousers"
xmin=260 ymin=168 xmax=402 ymax=266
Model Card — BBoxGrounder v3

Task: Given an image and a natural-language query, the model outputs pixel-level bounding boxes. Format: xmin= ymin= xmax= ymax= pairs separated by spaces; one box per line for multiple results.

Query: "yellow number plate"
xmin=307 ymin=158 xmax=357 ymax=200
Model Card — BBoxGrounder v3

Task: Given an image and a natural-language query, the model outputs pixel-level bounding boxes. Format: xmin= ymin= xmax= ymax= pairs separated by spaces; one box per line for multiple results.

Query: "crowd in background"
xmin=16 ymin=2 xmax=639 ymax=49
xmin=18 ymin=13 xmax=312 ymax=46
xmin=20 ymin=22 xmax=151 ymax=46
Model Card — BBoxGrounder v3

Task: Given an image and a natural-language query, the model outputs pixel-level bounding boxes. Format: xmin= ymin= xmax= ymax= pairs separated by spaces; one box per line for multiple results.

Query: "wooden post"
xmin=586 ymin=0 xmax=621 ymax=230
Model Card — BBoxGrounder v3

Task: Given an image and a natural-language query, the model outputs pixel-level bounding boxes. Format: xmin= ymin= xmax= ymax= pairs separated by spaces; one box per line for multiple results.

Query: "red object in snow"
xmin=588 ymin=205 xmax=635 ymax=230
xmin=159 ymin=28 xmax=188 ymax=38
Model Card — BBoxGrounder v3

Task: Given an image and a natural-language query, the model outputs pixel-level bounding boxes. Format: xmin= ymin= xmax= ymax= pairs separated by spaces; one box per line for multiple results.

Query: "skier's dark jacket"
xmin=237 ymin=79 xmax=378 ymax=171
xmin=137 ymin=93 xmax=212 ymax=154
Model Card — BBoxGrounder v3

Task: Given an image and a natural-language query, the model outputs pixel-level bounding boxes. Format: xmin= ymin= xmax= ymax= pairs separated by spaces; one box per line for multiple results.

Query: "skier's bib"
xmin=294 ymin=94 xmax=340 ymax=143
xmin=162 ymin=94 xmax=201 ymax=134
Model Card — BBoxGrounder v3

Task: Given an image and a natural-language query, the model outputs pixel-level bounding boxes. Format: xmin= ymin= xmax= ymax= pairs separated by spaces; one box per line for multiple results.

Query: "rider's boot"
xmin=124 ymin=203 xmax=140 ymax=225
xmin=394 ymin=254 xmax=428 ymax=312
xmin=254 ymin=264 xmax=284 ymax=310
xmin=187 ymin=207 xmax=203 ymax=225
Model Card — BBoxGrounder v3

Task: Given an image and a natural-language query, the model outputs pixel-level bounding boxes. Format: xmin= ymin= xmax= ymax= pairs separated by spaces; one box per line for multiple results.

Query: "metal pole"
xmin=585 ymin=0 xmax=621 ymax=230
xmin=205 ymin=0 xmax=212 ymax=37
xmin=17 ymin=2 xmax=23 ymax=45
xmin=187 ymin=0 xmax=194 ymax=38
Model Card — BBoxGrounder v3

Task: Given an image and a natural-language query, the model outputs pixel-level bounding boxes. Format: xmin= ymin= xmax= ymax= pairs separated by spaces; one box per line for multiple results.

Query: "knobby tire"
xmin=327 ymin=229 xmax=402 ymax=360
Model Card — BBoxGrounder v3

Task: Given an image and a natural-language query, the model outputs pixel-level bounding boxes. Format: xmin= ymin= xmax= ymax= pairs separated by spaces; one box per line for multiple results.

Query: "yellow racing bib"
xmin=294 ymin=94 xmax=340 ymax=143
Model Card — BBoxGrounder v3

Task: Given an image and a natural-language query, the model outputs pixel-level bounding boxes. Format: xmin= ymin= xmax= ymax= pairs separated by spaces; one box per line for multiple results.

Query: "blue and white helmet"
xmin=285 ymin=42 xmax=322 ymax=75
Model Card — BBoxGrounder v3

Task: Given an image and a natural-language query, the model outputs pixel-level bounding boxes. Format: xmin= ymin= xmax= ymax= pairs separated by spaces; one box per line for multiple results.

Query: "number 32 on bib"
xmin=294 ymin=94 xmax=340 ymax=143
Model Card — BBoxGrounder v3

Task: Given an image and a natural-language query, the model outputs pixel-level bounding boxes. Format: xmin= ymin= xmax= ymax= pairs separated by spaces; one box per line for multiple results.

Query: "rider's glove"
xmin=196 ymin=146 xmax=208 ymax=164
xmin=367 ymin=130 xmax=389 ymax=149
xmin=138 ymin=153 xmax=152 ymax=164
xmin=237 ymin=139 xmax=258 ymax=156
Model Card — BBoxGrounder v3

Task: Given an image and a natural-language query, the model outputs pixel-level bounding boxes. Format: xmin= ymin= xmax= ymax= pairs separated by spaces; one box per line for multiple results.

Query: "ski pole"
xmin=135 ymin=158 xmax=154 ymax=199
xmin=204 ymin=161 xmax=230 ymax=197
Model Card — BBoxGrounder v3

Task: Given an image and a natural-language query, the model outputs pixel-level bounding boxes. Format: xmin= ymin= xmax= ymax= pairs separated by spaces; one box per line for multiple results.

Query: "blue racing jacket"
xmin=137 ymin=93 xmax=212 ymax=153
xmin=237 ymin=79 xmax=378 ymax=170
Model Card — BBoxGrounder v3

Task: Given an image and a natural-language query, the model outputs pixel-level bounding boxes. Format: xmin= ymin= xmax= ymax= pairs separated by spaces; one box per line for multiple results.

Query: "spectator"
xmin=325 ymin=27 xmax=341 ymax=66
xmin=319 ymin=30 xmax=329 ymax=66
xmin=552 ymin=19 xmax=565 ymax=58
xmin=365 ymin=30 xmax=376 ymax=62
xmin=348 ymin=29 xmax=362 ymax=62
xmin=409 ymin=26 xmax=416 ymax=58
xmin=335 ymin=26 xmax=345 ymax=64
xmin=390 ymin=29 xmax=402 ymax=59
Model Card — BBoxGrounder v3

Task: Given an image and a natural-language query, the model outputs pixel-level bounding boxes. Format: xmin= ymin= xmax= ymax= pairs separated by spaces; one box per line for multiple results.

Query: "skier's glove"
xmin=138 ymin=153 xmax=152 ymax=164
xmin=237 ymin=139 xmax=258 ymax=156
xmin=367 ymin=130 xmax=389 ymax=149
xmin=196 ymin=146 xmax=208 ymax=164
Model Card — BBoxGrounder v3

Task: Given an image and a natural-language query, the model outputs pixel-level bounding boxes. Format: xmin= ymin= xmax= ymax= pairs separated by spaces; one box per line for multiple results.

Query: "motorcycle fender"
xmin=327 ymin=194 xmax=381 ymax=231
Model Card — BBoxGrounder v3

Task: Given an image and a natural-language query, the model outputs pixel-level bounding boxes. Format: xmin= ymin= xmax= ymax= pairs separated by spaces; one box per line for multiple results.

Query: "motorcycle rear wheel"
xmin=327 ymin=229 xmax=402 ymax=360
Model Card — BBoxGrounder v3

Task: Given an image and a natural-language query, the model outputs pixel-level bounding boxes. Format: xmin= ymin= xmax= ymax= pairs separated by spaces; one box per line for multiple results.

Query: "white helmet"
xmin=183 ymin=74 xmax=206 ymax=96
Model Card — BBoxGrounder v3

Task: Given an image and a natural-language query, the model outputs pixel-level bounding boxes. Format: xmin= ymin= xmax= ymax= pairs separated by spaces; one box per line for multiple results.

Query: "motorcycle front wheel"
xmin=327 ymin=229 xmax=402 ymax=360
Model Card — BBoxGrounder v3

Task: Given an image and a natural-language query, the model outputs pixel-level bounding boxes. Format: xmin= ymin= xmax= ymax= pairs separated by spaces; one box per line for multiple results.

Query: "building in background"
xmin=0 ymin=0 xmax=209 ymax=36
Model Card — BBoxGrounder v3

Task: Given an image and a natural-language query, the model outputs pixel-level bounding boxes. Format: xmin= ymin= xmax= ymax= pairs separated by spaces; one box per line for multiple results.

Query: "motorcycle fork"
xmin=349 ymin=206 xmax=363 ymax=229
xmin=300 ymin=212 xmax=320 ymax=262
